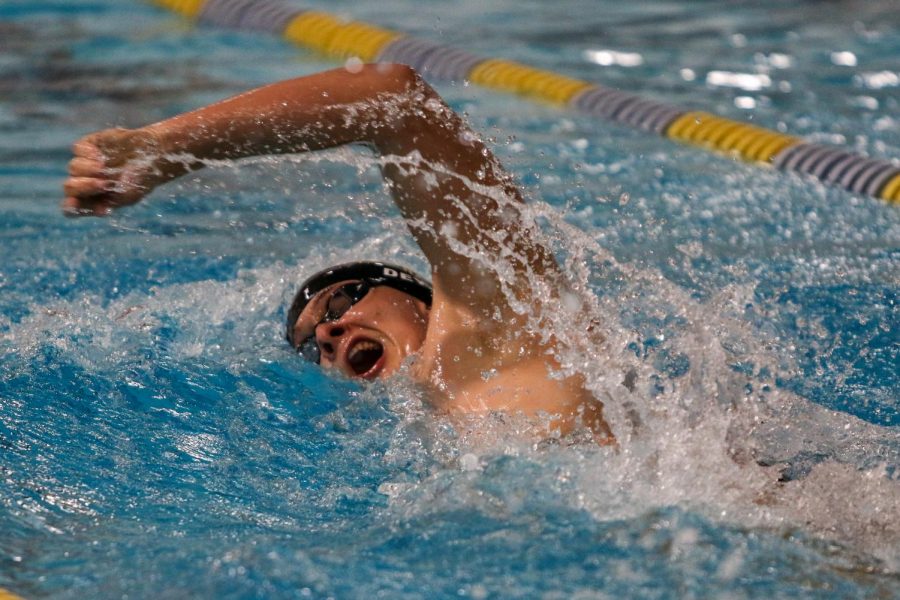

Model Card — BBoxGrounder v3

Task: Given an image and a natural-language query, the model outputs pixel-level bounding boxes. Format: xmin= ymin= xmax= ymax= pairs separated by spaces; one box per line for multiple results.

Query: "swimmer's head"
xmin=286 ymin=262 xmax=432 ymax=379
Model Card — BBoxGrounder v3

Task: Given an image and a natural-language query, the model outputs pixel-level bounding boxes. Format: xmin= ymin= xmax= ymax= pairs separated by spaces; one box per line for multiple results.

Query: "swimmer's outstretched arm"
xmin=63 ymin=63 xmax=560 ymax=307
xmin=64 ymin=64 xmax=454 ymax=215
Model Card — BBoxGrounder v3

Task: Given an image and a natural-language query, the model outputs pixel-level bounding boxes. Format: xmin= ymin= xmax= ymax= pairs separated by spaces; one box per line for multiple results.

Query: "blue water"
xmin=1 ymin=1 xmax=899 ymax=598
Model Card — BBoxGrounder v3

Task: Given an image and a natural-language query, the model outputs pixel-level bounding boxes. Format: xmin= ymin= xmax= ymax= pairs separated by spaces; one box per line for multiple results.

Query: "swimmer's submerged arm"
xmin=63 ymin=64 xmax=560 ymax=312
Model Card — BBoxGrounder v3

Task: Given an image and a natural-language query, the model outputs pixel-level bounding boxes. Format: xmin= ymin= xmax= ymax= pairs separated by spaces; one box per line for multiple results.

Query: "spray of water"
xmin=6 ymin=146 xmax=898 ymax=573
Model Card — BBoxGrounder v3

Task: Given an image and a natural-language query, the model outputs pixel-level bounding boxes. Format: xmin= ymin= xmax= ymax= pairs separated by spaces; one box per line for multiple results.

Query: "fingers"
xmin=72 ymin=139 xmax=104 ymax=161
xmin=61 ymin=172 xmax=144 ymax=217
xmin=61 ymin=196 xmax=112 ymax=218
xmin=62 ymin=128 xmax=149 ymax=217
xmin=63 ymin=176 xmax=111 ymax=199
xmin=68 ymin=156 xmax=105 ymax=177
xmin=65 ymin=140 xmax=110 ymax=217
xmin=62 ymin=175 xmax=120 ymax=218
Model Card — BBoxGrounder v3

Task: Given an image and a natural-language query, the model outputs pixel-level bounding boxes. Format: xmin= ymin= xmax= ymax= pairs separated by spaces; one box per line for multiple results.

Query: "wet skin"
xmin=63 ymin=63 xmax=614 ymax=442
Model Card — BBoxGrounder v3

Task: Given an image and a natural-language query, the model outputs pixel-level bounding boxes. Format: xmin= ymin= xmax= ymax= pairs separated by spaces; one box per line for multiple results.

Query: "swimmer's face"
xmin=292 ymin=281 xmax=430 ymax=379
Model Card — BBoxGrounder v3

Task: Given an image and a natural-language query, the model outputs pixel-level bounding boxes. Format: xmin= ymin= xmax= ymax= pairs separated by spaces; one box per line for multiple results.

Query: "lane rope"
xmin=151 ymin=0 xmax=899 ymax=203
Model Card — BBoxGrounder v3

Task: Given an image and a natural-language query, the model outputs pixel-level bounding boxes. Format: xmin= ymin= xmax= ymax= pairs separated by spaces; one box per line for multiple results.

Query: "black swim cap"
xmin=285 ymin=261 xmax=433 ymax=347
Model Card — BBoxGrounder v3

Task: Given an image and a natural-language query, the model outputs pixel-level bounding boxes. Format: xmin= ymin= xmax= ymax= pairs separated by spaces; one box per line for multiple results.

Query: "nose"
xmin=317 ymin=323 xmax=346 ymax=361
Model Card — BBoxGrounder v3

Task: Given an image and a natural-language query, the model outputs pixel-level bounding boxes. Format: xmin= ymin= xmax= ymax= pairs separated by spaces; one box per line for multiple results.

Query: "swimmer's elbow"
xmin=354 ymin=63 xmax=450 ymax=146
xmin=358 ymin=63 xmax=433 ymax=98
xmin=377 ymin=62 xmax=418 ymax=78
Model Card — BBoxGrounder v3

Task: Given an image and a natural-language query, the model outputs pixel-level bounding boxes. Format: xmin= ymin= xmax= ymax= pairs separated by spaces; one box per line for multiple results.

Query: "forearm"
xmin=146 ymin=64 xmax=421 ymax=169
xmin=61 ymin=63 xmax=475 ymax=216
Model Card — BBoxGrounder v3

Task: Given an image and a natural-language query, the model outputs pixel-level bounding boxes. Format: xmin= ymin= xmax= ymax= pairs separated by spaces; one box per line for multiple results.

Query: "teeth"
xmin=348 ymin=340 xmax=380 ymax=362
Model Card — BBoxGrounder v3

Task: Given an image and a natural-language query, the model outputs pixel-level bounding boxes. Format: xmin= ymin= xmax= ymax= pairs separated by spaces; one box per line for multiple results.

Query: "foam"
xmin=6 ymin=147 xmax=898 ymax=572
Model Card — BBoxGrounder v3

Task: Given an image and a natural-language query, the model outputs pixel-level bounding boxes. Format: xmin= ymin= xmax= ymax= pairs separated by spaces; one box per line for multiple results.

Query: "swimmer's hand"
xmin=62 ymin=128 xmax=184 ymax=217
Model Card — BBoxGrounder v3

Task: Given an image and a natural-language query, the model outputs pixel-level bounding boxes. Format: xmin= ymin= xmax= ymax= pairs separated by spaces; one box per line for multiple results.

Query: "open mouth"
xmin=346 ymin=338 xmax=385 ymax=378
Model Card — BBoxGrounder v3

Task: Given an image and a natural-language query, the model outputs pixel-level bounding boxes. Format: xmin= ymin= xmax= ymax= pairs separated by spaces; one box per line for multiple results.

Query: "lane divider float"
xmin=151 ymin=0 xmax=900 ymax=203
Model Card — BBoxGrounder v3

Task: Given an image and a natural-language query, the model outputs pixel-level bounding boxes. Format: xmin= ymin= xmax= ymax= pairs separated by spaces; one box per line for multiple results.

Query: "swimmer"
xmin=62 ymin=64 xmax=613 ymax=442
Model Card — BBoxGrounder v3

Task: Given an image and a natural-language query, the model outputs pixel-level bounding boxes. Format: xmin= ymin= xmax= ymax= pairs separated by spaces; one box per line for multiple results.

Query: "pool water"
xmin=1 ymin=0 xmax=899 ymax=597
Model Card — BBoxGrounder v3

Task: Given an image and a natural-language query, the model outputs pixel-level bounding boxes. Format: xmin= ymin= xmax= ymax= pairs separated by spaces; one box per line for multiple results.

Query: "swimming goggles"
xmin=294 ymin=280 xmax=372 ymax=363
